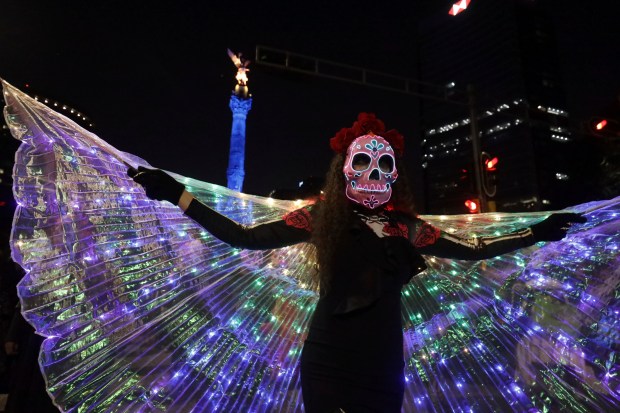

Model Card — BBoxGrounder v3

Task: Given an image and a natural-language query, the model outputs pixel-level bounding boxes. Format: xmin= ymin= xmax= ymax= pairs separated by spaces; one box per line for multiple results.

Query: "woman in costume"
xmin=129 ymin=113 xmax=585 ymax=413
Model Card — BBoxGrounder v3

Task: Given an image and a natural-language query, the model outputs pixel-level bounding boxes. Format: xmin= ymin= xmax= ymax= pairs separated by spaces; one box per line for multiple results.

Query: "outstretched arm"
xmin=129 ymin=167 xmax=311 ymax=250
xmin=182 ymin=192 xmax=311 ymax=249
xmin=412 ymin=213 xmax=585 ymax=260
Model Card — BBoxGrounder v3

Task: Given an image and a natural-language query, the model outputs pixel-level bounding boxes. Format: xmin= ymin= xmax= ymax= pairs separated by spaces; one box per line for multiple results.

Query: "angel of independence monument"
xmin=226 ymin=49 xmax=252 ymax=192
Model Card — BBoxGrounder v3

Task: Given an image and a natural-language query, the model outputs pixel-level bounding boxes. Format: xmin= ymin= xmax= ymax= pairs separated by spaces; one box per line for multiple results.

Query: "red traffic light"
xmin=465 ymin=199 xmax=479 ymax=213
xmin=589 ymin=95 xmax=620 ymax=136
xmin=588 ymin=117 xmax=620 ymax=138
xmin=485 ymin=157 xmax=498 ymax=171
xmin=449 ymin=0 xmax=471 ymax=16
xmin=595 ymin=119 xmax=607 ymax=130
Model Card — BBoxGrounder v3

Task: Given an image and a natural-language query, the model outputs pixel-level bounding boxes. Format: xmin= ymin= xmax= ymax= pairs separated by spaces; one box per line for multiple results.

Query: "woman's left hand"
xmin=530 ymin=213 xmax=587 ymax=242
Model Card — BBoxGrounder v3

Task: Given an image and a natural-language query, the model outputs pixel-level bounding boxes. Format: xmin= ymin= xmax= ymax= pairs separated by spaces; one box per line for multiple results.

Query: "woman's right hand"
xmin=128 ymin=166 xmax=185 ymax=205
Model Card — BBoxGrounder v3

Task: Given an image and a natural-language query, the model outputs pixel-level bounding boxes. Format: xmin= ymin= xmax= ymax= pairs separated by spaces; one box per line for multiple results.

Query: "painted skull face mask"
xmin=343 ymin=134 xmax=398 ymax=209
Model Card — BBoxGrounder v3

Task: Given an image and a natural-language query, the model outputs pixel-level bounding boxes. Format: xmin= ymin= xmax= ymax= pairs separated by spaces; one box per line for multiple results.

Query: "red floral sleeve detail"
xmin=413 ymin=222 xmax=441 ymax=248
xmin=383 ymin=222 xmax=409 ymax=238
xmin=283 ymin=208 xmax=313 ymax=232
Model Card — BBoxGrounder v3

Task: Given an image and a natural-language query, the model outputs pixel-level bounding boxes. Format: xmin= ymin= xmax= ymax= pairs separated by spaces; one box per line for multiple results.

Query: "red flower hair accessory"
xmin=330 ymin=112 xmax=405 ymax=157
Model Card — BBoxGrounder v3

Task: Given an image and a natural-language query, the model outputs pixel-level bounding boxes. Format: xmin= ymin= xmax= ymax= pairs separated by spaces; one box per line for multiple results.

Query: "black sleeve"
xmin=183 ymin=199 xmax=312 ymax=250
xmin=412 ymin=218 xmax=536 ymax=260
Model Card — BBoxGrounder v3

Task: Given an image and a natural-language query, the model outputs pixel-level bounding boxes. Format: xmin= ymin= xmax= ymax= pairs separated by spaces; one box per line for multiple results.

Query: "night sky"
xmin=1 ymin=0 xmax=619 ymax=201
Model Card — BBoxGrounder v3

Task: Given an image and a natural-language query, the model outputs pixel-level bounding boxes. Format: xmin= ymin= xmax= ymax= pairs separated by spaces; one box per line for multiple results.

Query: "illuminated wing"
xmin=402 ymin=201 xmax=620 ymax=411
xmin=4 ymin=79 xmax=317 ymax=412
xmin=3 ymin=78 xmax=619 ymax=413
xmin=227 ymin=48 xmax=243 ymax=68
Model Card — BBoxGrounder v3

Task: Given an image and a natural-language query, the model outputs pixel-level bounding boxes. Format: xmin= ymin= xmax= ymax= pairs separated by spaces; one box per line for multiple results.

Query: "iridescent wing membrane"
xmin=3 ymin=79 xmax=619 ymax=412
xmin=404 ymin=205 xmax=620 ymax=411
xmin=4 ymin=80 xmax=317 ymax=412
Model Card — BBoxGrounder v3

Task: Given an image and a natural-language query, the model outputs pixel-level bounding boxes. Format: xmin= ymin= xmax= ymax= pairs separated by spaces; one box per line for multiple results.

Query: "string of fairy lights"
xmin=20 ymin=84 xmax=94 ymax=127
xmin=3 ymin=79 xmax=620 ymax=412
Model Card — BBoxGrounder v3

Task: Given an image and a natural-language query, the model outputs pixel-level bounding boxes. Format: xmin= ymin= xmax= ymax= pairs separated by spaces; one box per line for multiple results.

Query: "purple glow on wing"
xmin=3 ymin=79 xmax=620 ymax=412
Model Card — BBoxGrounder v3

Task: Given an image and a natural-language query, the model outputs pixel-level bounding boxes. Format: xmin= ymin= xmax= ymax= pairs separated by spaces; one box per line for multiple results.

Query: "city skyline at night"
xmin=1 ymin=0 xmax=618 ymax=207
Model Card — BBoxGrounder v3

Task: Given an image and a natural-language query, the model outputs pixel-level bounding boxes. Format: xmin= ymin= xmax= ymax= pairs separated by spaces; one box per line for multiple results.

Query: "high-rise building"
xmin=416 ymin=0 xmax=581 ymax=213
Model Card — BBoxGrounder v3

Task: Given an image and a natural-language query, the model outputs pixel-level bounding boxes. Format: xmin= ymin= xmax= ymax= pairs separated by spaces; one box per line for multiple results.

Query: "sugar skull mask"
xmin=343 ymin=134 xmax=398 ymax=209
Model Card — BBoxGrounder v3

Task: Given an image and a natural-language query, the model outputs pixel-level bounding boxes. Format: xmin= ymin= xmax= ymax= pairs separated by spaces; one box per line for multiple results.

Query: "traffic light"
xmin=481 ymin=152 xmax=498 ymax=197
xmin=484 ymin=156 xmax=498 ymax=171
xmin=459 ymin=168 xmax=469 ymax=180
xmin=588 ymin=117 xmax=620 ymax=138
xmin=449 ymin=0 xmax=471 ymax=16
xmin=458 ymin=166 xmax=474 ymax=192
xmin=465 ymin=199 xmax=480 ymax=213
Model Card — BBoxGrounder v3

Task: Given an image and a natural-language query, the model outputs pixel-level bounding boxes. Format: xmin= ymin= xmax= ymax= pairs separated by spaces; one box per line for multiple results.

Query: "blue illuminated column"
xmin=226 ymin=93 xmax=252 ymax=192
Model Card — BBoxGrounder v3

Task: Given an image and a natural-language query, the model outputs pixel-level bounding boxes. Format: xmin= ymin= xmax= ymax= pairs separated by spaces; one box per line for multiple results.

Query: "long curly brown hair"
xmin=311 ymin=154 xmax=417 ymax=292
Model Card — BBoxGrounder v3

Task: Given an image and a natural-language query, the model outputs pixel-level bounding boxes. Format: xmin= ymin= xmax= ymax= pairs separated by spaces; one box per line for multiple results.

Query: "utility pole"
xmin=254 ymin=45 xmax=488 ymax=211
xmin=467 ymin=84 xmax=487 ymax=212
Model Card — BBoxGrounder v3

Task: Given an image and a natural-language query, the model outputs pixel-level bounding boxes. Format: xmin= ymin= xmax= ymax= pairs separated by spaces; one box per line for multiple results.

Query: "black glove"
xmin=128 ymin=166 xmax=185 ymax=204
xmin=530 ymin=212 xmax=587 ymax=242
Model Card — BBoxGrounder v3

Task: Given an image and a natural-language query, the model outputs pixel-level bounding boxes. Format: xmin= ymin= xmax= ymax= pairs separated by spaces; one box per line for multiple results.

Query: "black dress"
xmin=184 ymin=201 xmax=535 ymax=413
xmin=298 ymin=211 xmax=422 ymax=413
